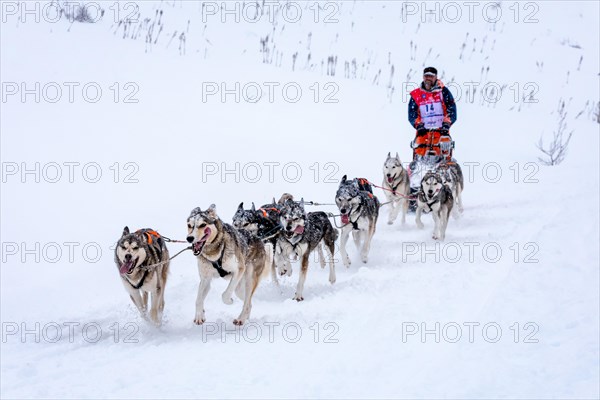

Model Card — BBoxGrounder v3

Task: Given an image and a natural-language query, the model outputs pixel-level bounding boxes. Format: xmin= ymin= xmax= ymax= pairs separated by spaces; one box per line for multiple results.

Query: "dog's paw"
xmin=293 ymin=294 xmax=304 ymax=302
xmin=343 ymin=255 xmax=351 ymax=268
xmin=194 ymin=315 xmax=206 ymax=325
xmin=222 ymin=293 xmax=234 ymax=305
xmin=233 ymin=318 xmax=244 ymax=326
xmin=361 ymin=255 xmax=368 ymax=264
xmin=432 ymin=234 xmax=439 ymax=240
xmin=387 ymin=220 xmax=394 ymax=225
xmin=416 ymin=222 xmax=425 ymax=229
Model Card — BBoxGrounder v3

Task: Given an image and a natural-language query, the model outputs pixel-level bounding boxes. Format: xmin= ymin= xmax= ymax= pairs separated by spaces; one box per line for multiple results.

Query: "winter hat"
xmin=423 ymin=67 xmax=438 ymax=76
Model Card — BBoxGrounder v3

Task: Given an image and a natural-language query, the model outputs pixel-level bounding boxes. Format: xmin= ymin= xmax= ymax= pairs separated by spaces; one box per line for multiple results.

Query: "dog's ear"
xmin=207 ymin=204 xmax=217 ymax=218
xmin=122 ymin=226 xmax=130 ymax=237
xmin=341 ymin=174 xmax=347 ymax=183
xmin=396 ymin=152 xmax=400 ymax=160
xmin=238 ymin=202 xmax=244 ymax=211
xmin=190 ymin=207 xmax=202 ymax=217
xmin=387 ymin=152 xmax=391 ymax=158
xmin=299 ymin=198 xmax=305 ymax=209
xmin=251 ymin=202 xmax=256 ymax=211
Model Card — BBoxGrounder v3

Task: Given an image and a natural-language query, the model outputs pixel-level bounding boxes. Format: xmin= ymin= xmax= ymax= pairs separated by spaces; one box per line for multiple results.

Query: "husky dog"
xmin=335 ymin=175 xmax=380 ymax=266
xmin=187 ymin=205 xmax=273 ymax=325
xmin=114 ymin=227 xmax=169 ymax=325
xmin=276 ymin=198 xmax=338 ymax=301
xmin=382 ymin=152 xmax=410 ymax=225
xmin=435 ymin=161 xmax=464 ymax=217
xmin=232 ymin=199 xmax=284 ymax=285
xmin=415 ymin=171 xmax=454 ymax=240
xmin=232 ymin=200 xmax=282 ymax=241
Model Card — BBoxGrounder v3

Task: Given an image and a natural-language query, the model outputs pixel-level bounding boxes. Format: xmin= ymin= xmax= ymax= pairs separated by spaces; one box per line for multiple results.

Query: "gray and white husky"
xmin=276 ymin=198 xmax=338 ymax=301
xmin=114 ymin=227 xmax=169 ymax=325
xmin=335 ymin=175 xmax=380 ymax=266
xmin=382 ymin=152 xmax=410 ymax=225
xmin=415 ymin=171 xmax=454 ymax=240
xmin=435 ymin=161 xmax=464 ymax=217
xmin=186 ymin=205 xmax=273 ymax=325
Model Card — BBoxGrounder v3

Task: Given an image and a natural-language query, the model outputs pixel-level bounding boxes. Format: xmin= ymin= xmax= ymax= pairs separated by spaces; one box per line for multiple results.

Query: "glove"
xmin=439 ymin=122 xmax=451 ymax=135
xmin=415 ymin=124 xmax=427 ymax=137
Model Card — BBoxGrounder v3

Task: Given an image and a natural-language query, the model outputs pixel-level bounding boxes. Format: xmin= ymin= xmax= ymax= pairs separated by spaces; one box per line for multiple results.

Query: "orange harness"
xmin=258 ymin=207 xmax=279 ymax=218
xmin=136 ymin=229 xmax=161 ymax=245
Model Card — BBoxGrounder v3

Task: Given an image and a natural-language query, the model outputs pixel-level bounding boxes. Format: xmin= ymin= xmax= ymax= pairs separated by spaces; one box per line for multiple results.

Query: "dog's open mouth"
xmin=119 ymin=258 xmax=137 ymax=275
xmin=192 ymin=227 xmax=211 ymax=256
xmin=341 ymin=214 xmax=350 ymax=224
xmin=387 ymin=176 xmax=395 ymax=183
xmin=284 ymin=225 xmax=304 ymax=238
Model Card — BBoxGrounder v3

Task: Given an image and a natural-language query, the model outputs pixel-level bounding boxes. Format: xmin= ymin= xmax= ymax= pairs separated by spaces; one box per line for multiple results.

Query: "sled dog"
xmin=115 ymin=227 xmax=169 ymax=325
xmin=435 ymin=161 xmax=464 ymax=217
xmin=276 ymin=198 xmax=338 ymax=301
xmin=187 ymin=205 xmax=272 ymax=325
xmin=415 ymin=171 xmax=454 ymax=240
xmin=382 ymin=152 xmax=410 ymax=225
xmin=335 ymin=175 xmax=380 ymax=266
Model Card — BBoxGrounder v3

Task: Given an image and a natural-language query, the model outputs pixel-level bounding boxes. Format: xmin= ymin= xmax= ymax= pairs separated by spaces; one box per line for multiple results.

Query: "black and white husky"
xmin=435 ymin=161 xmax=464 ymax=217
xmin=187 ymin=205 xmax=273 ymax=325
xmin=415 ymin=171 xmax=454 ymax=240
xmin=335 ymin=175 xmax=380 ymax=266
xmin=114 ymin=227 xmax=169 ymax=325
xmin=275 ymin=198 xmax=338 ymax=301
xmin=382 ymin=152 xmax=410 ymax=225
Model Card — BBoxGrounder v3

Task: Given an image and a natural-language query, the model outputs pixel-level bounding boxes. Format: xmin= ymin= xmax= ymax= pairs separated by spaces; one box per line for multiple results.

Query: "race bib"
xmin=419 ymin=102 xmax=444 ymax=129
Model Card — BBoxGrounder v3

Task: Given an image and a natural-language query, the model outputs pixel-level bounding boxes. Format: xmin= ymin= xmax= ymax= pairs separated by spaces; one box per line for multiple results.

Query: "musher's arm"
xmin=442 ymin=87 xmax=457 ymax=126
xmin=408 ymin=96 xmax=421 ymax=128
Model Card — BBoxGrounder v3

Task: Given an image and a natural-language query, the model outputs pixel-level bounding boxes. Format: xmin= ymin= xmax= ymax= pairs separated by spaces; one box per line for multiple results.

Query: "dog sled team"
xmin=114 ymin=66 xmax=466 ymax=326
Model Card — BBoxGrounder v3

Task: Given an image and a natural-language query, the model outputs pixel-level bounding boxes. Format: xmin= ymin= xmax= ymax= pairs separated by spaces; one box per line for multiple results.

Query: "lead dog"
xmin=276 ymin=198 xmax=338 ymax=301
xmin=186 ymin=205 xmax=272 ymax=325
xmin=335 ymin=175 xmax=380 ymax=266
xmin=115 ymin=227 xmax=169 ymax=325
xmin=415 ymin=171 xmax=454 ymax=240
xmin=382 ymin=152 xmax=410 ymax=225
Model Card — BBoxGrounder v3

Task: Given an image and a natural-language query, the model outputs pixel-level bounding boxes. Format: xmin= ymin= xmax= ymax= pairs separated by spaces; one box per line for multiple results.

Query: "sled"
xmin=407 ymin=130 xmax=456 ymax=211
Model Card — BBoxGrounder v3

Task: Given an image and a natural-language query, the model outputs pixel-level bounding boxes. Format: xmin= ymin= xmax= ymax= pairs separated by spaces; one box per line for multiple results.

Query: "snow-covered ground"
xmin=1 ymin=1 xmax=599 ymax=398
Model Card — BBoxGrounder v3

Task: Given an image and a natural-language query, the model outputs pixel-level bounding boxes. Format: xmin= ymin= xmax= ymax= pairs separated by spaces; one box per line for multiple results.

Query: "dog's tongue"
xmin=119 ymin=261 xmax=133 ymax=275
xmin=194 ymin=227 xmax=212 ymax=253
xmin=387 ymin=176 xmax=394 ymax=183
xmin=341 ymin=214 xmax=349 ymax=224
xmin=294 ymin=225 xmax=304 ymax=234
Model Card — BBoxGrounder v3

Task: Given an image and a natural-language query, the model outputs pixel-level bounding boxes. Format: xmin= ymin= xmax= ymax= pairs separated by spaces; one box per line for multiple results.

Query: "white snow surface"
xmin=1 ymin=1 xmax=599 ymax=399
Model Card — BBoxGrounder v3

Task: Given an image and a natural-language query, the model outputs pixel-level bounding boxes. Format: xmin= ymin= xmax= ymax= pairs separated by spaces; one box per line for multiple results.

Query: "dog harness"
xmin=209 ymin=244 xmax=230 ymax=278
xmin=126 ymin=270 xmax=149 ymax=289
xmin=418 ymin=190 xmax=441 ymax=213
xmin=135 ymin=229 xmax=161 ymax=245
xmin=387 ymin=174 xmax=406 ymax=196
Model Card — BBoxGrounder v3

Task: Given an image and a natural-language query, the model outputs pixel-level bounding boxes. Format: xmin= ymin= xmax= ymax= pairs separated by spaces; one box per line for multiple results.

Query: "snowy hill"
xmin=1 ymin=1 xmax=599 ymax=398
